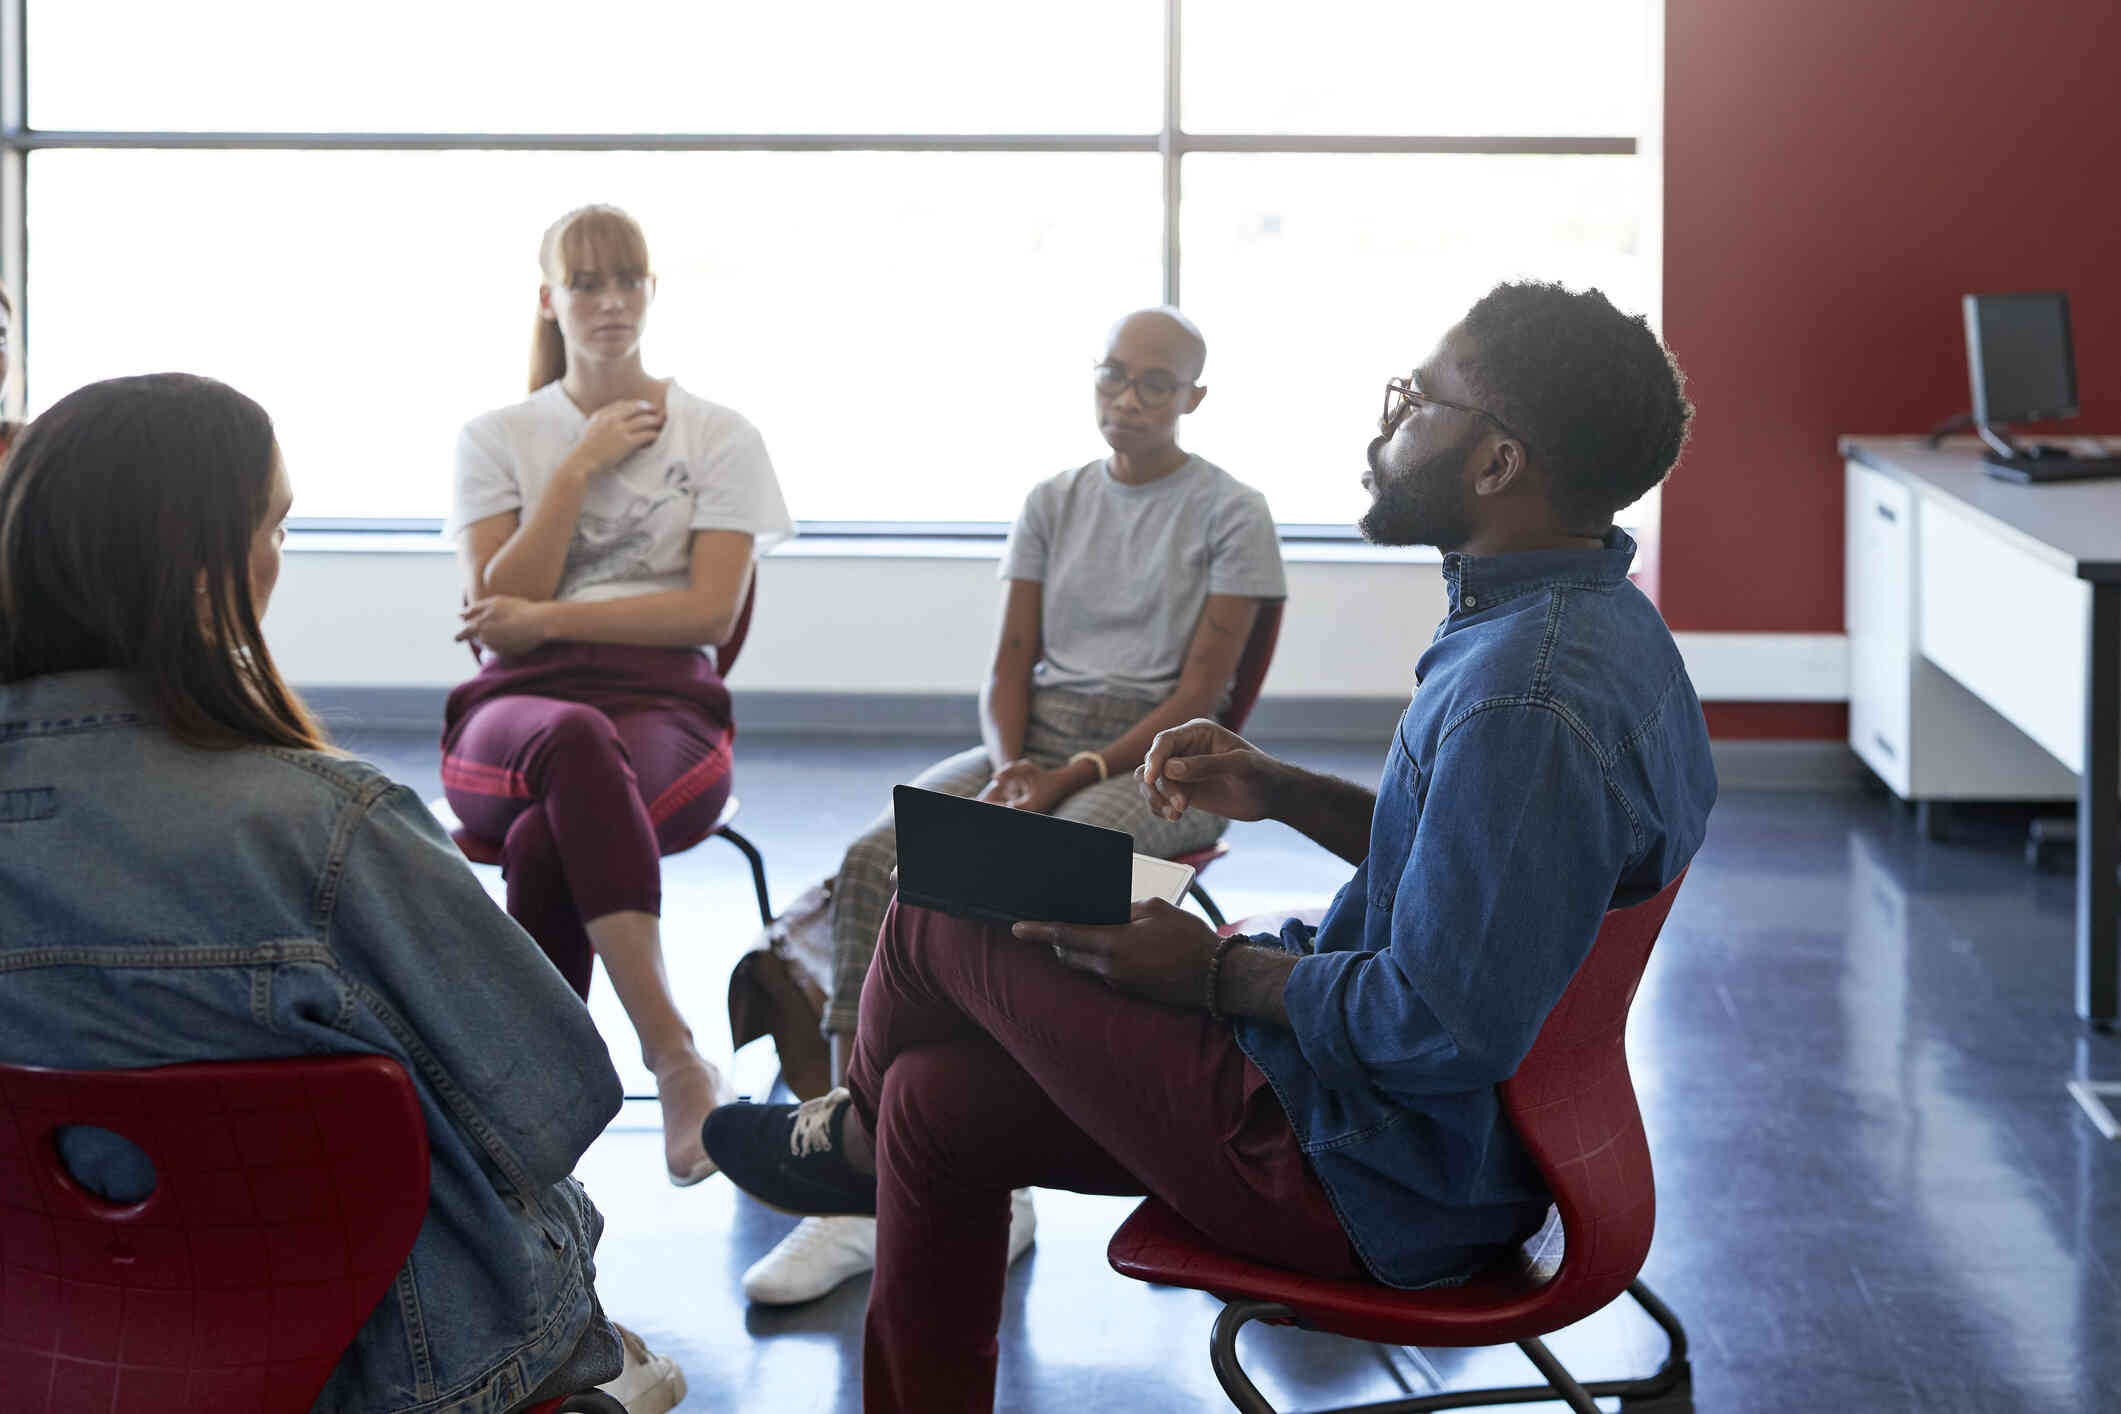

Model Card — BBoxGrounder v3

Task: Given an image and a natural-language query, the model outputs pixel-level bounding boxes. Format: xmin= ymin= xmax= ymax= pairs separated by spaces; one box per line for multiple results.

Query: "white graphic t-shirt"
xmin=448 ymin=379 xmax=795 ymax=603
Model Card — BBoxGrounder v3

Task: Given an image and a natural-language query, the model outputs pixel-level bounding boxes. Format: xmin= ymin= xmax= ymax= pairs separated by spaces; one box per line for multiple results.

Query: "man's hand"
xmin=457 ymin=596 xmax=551 ymax=656
xmin=1139 ymin=718 xmax=1282 ymax=824
xmin=1012 ymin=899 xmax=1221 ymax=1010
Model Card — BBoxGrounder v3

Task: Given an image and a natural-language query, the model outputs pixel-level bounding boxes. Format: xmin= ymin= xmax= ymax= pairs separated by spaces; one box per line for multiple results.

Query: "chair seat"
xmin=1109 ymin=1197 xmax=1580 ymax=1349
xmin=444 ymin=794 xmax=743 ymax=866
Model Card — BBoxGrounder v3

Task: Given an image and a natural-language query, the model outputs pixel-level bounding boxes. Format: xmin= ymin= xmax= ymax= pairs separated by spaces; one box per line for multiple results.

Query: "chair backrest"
xmin=1496 ymin=869 xmax=1686 ymax=1331
xmin=1216 ymin=599 xmax=1285 ymax=734
xmin=0 ymin=1056 xmax=430 ymax=1413
xmin=713 ymin=568 xmax=757 ymax=679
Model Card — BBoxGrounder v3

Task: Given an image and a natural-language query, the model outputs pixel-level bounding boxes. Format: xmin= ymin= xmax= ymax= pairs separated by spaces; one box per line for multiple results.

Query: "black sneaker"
xmin=701 ymin=1086 xmax=879 ymax=1217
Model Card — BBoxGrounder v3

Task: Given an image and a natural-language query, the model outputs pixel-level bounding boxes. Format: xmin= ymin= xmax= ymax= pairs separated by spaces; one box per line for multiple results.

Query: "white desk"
xmin=1843 ymin=437 xmax=2121 ymax=1132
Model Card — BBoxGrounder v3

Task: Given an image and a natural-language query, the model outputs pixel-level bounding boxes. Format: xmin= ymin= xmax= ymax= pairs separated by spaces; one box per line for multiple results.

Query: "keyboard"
xmin=1985 ymin=452 xmax=2121 ymax=484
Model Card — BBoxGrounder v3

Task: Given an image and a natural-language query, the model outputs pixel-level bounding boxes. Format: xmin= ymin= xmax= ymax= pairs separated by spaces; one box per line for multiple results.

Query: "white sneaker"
xmin=740 ymin=1189 xmax=1039 ymax=1307
xmin=597 ymin=1324 xmax=687 ymax=1414
xmin=1007 ymin=1187 xmax=1037 ymax=1264
xmin=742 ymin=1213 xmax=878 ymax=1305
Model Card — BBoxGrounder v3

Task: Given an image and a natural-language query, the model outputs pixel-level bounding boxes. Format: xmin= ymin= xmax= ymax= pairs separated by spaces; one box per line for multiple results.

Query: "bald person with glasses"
xmin=722 ymin=306 xmax=1287 ymax=1310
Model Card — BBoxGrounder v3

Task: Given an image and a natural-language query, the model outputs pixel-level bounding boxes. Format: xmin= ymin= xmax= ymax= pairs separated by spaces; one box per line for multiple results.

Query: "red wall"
xmin=1661 ymin=0 xmax=2121 ymax=733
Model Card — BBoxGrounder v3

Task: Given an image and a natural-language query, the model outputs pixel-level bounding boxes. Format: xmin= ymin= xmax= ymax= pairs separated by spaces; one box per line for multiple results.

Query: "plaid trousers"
xmin=821 ymin=687 xmax=1228 ymax=1037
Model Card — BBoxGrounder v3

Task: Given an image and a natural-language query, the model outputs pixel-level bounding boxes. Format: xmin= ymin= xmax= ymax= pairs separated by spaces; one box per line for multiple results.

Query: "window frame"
xmin=0 ymin=0 xmax=1650 ymax=541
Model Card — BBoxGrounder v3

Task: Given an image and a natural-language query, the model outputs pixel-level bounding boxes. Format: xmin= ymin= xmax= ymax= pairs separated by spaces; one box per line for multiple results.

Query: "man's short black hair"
xmin=1457 ymin=282 xmax=1693 ymax=527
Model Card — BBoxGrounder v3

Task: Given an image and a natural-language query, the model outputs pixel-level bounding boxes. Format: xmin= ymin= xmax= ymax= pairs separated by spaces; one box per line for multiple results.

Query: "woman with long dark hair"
xmin=0 ymin=374 xmax=683 ymax=1414
xmin=444 ymin=204 xmax=793 ymax=1187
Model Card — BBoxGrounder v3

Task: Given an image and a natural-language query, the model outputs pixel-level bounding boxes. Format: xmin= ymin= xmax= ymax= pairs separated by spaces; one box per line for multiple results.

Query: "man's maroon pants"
xmin=845 ymin=899 xmax=1363 ymax=1414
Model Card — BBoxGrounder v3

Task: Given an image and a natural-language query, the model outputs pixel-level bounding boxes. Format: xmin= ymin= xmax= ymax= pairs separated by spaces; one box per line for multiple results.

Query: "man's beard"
xmin=1360 ymin=443 xmax=1473 ymax=549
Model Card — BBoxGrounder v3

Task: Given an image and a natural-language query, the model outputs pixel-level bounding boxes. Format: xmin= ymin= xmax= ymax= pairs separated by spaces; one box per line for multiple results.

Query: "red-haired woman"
xmin=0 ymin=374 xmax=683 ymax=1413
xmin=444 ymin=204 xmax=794 ymax=1187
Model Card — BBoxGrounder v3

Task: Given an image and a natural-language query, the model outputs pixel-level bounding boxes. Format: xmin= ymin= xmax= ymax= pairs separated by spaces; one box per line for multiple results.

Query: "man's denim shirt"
xmin=1234 ymin=529 xmax=1717 ymax=1289
xmin=0 ymin=671 xmax=624 ymax=1414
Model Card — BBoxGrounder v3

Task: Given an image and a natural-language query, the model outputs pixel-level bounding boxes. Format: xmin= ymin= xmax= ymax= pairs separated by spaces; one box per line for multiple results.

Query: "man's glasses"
xmin=1094 ymin=362 xmax=1190 ymax=410
xmin=1381 ymin=375 xmax=1529 ymax=447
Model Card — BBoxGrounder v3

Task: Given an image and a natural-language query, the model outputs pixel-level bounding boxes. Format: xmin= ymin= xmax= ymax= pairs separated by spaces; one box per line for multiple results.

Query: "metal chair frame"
xmin=1206 ymin=1281 xmax=1690 ymax=1414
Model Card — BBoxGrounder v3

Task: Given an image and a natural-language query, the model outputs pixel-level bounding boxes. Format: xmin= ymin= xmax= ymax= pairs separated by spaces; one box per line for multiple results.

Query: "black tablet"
xmin=893 ymin=785 xmax=1134 ymax=927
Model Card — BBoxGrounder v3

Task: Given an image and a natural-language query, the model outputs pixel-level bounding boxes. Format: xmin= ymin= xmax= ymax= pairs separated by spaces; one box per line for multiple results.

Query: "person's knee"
xmin=1051 ymin=783 xmax=1132 ymax=829
xmin=539 ymin=703 xmax=623 ymax=762
xmin=869 ymin=897 xmax=913 ymax=969
xmin=865 ymin=900 xmax=1010 ymax=1029
xmin=874 ymin=1045 xmax=996 ymax=1183
xmin=501 ymin=802 xmax=559 ymax=865
xmin=860 ymin=899 xmax=945 ymax=1016
xmin=872 ymin=894 xmax=951 ymax=967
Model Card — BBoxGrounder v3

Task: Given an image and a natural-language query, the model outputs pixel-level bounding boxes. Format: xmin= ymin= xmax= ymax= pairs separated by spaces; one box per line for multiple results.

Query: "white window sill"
xmin=284 ymin=528 xmax=1446 ymax=566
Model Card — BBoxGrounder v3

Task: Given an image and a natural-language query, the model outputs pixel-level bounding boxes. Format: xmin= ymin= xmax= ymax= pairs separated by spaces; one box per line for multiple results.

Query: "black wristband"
xmin=1205 ymin=934 xmax=1243 ymax=1020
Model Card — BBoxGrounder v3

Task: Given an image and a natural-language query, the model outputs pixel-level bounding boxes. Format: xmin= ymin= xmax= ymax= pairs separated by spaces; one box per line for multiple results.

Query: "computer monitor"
xmin=1964 ymin=291 xmax=2078 ymax=428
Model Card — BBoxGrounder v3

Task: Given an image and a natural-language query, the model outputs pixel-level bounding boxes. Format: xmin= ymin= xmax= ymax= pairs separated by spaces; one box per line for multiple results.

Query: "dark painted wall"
xmin=1660 ymin=0 xmax=2121 ymax=735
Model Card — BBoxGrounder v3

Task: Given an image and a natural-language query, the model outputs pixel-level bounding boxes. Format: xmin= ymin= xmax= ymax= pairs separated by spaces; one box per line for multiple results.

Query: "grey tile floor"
xmin=340 ymin=726 xmax=2121 ymax=1414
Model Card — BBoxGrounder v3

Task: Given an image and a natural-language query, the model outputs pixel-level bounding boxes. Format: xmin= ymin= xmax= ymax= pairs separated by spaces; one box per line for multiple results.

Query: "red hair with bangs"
xmin=529 ymin=205 xmax=655 ymax=392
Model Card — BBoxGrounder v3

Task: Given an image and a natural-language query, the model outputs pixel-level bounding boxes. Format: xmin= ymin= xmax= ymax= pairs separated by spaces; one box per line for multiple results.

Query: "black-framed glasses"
xmin=1381 ymin=375 xmax=1530 ymax=447
xmin=1094 ymin=362 xmax=1190 ymax=410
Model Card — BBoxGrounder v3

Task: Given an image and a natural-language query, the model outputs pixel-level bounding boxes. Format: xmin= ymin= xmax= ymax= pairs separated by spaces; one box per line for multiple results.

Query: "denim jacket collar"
xmin=1439 ymin=526 xmax=1637 ymax=616
xmin=1 ymin=668 xmax=154 ymax=719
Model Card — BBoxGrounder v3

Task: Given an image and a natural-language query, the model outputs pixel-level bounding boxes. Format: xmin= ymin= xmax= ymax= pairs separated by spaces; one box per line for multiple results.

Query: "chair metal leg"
xmin=1517 ymin=1337 xmax=1600 ymax=1414
xmin=1189 ymin=878 xmax=1229 ymax=928
xmin=716 ymin=825 xmax=774 ymax=926
xmin=1201 ymin=1280 xmax=1693 ymax=1414
xmin=1613 ymin=1279 xmax=1693 ymax=1409
xmin=1208 ymin=1303 xmax=1576 ymax=1414
xmin=1211 ymin=1300 xmax=1295 ymax=1414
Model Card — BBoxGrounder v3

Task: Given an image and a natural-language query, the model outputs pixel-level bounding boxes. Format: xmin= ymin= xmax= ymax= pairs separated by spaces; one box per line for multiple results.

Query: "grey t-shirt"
xmin=999 ymin=455 xmax=1286 ymax=700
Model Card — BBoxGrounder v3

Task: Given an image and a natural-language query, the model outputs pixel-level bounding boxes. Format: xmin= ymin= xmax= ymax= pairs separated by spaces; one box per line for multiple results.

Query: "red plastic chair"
xmin=0 ymin=1055 xmax=621 ymax=1414
xmin=1108 ymin=873 xmax=1692 ymax=1414
xmin=450 ymin=572 xmax=773 ymax=928
xmin=1173 ymin=599 xmax=1285 ymax=927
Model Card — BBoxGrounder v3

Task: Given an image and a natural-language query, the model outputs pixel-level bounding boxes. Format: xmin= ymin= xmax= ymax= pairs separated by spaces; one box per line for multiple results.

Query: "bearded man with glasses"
xmin=706 ymin=283 xmax=1717 ymax=1414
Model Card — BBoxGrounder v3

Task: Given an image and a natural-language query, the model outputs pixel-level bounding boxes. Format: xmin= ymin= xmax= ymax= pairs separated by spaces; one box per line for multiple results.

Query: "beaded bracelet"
xmin=1205 ymin=934 xmax=1243 ymax=1020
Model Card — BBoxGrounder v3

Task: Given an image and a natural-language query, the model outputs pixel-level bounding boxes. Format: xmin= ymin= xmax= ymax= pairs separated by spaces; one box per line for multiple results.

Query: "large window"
xmin=4 ymin=0 xmax=1656 ymax=532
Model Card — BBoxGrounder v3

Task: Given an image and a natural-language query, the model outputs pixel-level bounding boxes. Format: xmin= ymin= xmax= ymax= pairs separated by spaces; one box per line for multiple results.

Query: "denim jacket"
xmin=1235 ymin=530 xmax=1717 ymax=1288
xmin=0 ymin=671 xmax=624 ymax=1413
